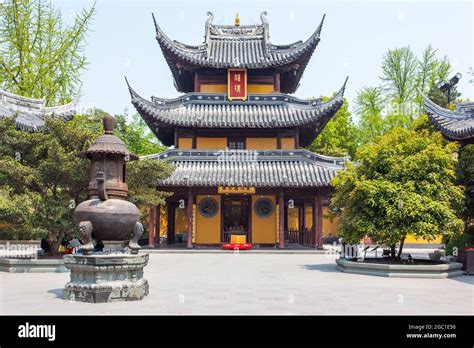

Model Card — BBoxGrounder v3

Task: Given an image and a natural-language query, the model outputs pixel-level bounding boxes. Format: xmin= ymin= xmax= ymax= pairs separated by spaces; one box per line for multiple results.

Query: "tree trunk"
xmin=390 ymin=244 xmax=397 ymax=259
xmin=398 ymin=236 xmax=406 ymax=258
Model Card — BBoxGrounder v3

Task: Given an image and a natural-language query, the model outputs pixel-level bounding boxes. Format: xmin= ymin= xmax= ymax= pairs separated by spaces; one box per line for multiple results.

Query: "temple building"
xmin=420 ymin=92 xmax=474 ymax=145
xmin=0 ymin=90 xmax=76 ymax=131
xmin=127 ymin=12 xmax=348 ymax=248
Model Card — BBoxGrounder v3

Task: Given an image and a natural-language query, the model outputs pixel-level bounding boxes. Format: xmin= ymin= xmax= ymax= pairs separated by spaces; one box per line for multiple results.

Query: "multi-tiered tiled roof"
xmin=0 ymin=90 xmax=76 ymax=131
xmin=421 ymin=92 xmax=474 ymax=142
xmin=153 ymin=12 xmax=325 ymax=93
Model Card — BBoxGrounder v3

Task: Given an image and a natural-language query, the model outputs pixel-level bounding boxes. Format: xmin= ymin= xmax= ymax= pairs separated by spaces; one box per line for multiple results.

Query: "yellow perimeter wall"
xmin=251 ymin=195 xmax=277 ymax=244
xmin=195 ymin=195 xmax=221 ymax=244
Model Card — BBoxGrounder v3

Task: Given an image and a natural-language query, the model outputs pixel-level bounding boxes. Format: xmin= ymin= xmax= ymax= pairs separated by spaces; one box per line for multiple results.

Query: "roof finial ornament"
xmin=206 ymin=11 xmax=214 ymax=25
xmin=103 ymin=114 xmax=116 ymax=135
xmin=235 ymin=13 xmax=240 ymax=26
xmin=260 ymin=11 xmax=268 ymax=24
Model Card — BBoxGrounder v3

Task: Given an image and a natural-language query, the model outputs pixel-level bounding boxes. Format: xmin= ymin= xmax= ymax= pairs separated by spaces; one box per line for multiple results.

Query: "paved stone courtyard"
xmin=0 ymin=253 xmax=472 ymax=315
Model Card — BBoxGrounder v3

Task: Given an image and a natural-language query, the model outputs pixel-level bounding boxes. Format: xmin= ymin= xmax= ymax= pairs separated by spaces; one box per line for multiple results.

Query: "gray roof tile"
xmin=0 ymin=90 xmax=76 ymax=131
xmin=153 ymin=12 xmax=324 ymax=70
xmin=143 ymin=149 xmax=348 ymax=188
xmin=421 ymin=92 xmax=474 ymax=141
xmin=126 ymin=78 xmax=347 ymax=140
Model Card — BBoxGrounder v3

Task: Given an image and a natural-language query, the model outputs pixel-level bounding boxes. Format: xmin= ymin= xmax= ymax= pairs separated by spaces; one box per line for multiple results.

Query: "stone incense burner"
xmin=74 ymin=114 xmax=143 ymax=254
xmin=63 ymin=115 xmax=149 ymax=303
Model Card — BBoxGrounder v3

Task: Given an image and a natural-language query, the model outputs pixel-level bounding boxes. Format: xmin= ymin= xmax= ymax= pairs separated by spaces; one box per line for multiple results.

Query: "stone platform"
xmin=63 ymin=252 xmax=149 ymax=303
xmin=335 ymin=258 xmax=463 ymax=278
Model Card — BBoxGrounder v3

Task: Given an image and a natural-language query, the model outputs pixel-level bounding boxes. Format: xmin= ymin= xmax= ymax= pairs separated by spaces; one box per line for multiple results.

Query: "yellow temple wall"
xmin=159 ymin=206 xmax=167 ymax=237
xmin=248 ymin=84 xmax=274 ymax=93
xmin=281 ymin=137 xmax=295 ymax=149
xmin=251 ymin=195 xmax=277 ymax=244
xmin=178 ymin=137 xmax=193 ymax=149
xmin=195 ymin=195 xmax=221 ymax=244
xmin=178 ymin=136 xmax=295 ymax=150
xmin=319 ymin=208 xmax=442 ymax=243
xmin=199 ymin=84 xmax=274 ymax=94
xmin=246 ymin=138 xmax=277 ymax=150
xmin=200 ymin=84 xmax=226 ymax=93
xmin=196 ymin=137 xmax=227 ymax=149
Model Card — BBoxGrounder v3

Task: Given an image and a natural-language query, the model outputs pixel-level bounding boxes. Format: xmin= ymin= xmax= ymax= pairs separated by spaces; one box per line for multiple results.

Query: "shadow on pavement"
xmin=47 ymin=288 xmax=64 ymax=299
xmin=302 ymin=263 xmax=339 ymax=273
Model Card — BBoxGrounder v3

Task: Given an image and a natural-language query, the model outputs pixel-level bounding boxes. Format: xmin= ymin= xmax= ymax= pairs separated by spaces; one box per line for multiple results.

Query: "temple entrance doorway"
xmin=222 ymin=196 xmax=250 ymax=243
xmin=285 ymin=203 xmax=313 ymax=246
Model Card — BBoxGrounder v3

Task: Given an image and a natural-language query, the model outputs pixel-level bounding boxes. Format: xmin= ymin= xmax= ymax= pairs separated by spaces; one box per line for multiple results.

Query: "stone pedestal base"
xmin=63 ymin=253 xmax=149 ymax=303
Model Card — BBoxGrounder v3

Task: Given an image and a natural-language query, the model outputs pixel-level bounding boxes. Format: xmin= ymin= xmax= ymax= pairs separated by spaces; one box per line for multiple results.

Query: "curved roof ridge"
xmin=420 ymin=90 xmax=470 ymax=119
xmin=0 ymin=89 xmax=77 ymax=132
xmin=420 ymin=90 xmax=474 ymax=141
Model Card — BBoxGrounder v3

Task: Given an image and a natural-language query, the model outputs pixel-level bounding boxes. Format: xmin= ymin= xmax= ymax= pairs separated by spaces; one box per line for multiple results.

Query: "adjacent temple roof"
xmin=126 ymin=77 xmax=347 ymax=147
xmin=420 ymin=92 xmax=474 ymax=142
xmin=143 ymin=149 xmax=348 ymax=188
xmin=153 ymin=12 xmax=325 ymax=93
xmin=0 ymin=90 xmax=76 ymax=131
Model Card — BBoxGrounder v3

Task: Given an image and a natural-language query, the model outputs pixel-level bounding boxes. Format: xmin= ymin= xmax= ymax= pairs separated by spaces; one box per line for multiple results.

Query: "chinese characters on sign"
xmin=228 ymin=69 xmax=247 ymax=100
xmin=218 ymin=186 xmax=256 ymax=194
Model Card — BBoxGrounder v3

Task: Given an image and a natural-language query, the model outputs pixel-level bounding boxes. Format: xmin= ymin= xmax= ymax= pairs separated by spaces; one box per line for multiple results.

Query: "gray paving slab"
xmin=0 ymin=253 xmax=472 ymax=315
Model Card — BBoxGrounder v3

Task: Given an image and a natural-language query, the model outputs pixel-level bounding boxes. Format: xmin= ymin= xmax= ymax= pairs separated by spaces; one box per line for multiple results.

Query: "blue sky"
xmin=52 ymin=0 xmax=473 ymax=118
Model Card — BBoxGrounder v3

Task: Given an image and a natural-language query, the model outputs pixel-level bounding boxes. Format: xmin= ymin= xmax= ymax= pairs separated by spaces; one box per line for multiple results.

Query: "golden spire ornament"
xmin=235 ymin=13 xmax=240 ymax=26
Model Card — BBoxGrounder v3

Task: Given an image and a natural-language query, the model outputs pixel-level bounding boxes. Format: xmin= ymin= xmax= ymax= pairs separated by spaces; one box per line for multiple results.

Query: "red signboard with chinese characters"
xmin=228 ymin=69 xmax=247 ymax=100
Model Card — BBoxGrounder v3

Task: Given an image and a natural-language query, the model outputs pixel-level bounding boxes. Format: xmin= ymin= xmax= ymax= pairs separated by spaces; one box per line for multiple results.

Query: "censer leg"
xmin=129 ymin=222 xmax=143 ymax=254
xmin=78 ymin=221 xmax=94 ymax=255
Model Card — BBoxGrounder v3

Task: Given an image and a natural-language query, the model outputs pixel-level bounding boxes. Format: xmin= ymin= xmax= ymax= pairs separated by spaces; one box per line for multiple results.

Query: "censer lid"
xmin=81 ymin=114 xmax=138 ymax=160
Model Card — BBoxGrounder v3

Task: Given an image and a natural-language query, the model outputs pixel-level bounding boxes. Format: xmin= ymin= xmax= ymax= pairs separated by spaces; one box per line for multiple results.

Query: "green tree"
xmin=0 ymin=115 xmax=172 ymax=252
xmin=457 ymin=144 xmax=474 ymax=234
xmin=70 ymin=109 xmax=167 ymax=156
xmin=331 ymin=127 xmax=464 ymax=258
xmin=354 ymin=86 xmax=385 ymax=147
xmin=381 ymin=46 xmax=417 ymax=107
xmin=354 ymin=45 xmax=460 ymax=147
xmin=308 ymin=97 xmax=357 ymax=158
xmin=0 ymin=0 xmax=96 ymax=105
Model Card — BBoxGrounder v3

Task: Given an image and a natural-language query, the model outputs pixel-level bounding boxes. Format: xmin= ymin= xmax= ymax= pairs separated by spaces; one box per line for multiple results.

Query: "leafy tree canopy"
xmin=0 ymin=115 xmax=172 ymax=249
xmin=331 ymin=127 xmax=464 ymax=257
xmin=354 ymin=45 xmax=460 ymax=149
xmin=0 ymin=0 xmax=96 ymax=105
xmin=308 ymin=97 xmax=358 ymax=158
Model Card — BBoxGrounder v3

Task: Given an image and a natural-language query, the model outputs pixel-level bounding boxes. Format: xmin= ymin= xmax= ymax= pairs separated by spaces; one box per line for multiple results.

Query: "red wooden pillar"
xmin=148 ymin=206 xmax=156 ymax=247
xmin=316 ymin=194 xmax=324 ymax=249
xmin=274 ymin=73 xmax=281 ymax=92
xmin=278 ymin=191 xmax=285 ymax=248
xmin=155 ymin=205 xmax=161 ymax=246
xmin=187 ymin=191 xmax=194 ymax=249
xmin=312 ymin=199 xmax=317 ymax=248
